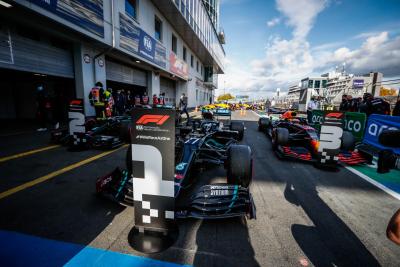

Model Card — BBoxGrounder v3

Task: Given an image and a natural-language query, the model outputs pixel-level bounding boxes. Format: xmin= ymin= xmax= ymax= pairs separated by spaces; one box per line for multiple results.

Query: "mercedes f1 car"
xmin=51 ymin=116 xmax=132 ymax=150
xmin=258 ymin=116 xmax=372 ymax=166
xmin=96 ymin=116 xmax=255 ymax=220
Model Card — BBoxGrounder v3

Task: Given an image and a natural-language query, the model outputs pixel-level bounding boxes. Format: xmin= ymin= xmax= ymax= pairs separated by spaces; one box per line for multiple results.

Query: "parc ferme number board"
xmin=131 ymin=108 xmax=175 ymax=231
xmin=318 ymin=111 xmax=344 ymax=165
xmin=68 ymin=99 xmax=85 ymax=143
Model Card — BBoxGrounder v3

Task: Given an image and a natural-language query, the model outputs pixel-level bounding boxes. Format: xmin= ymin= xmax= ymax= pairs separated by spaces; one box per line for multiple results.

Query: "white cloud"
xmin=276 ymin=0 xmax=328 ymax=39
xmin=267 ymin=17 xmax=281 ymax=27
xmin=219 ymin=1 xmax=400 ymax=98
xmin=322 ymin=32 xmax=400 ymax=76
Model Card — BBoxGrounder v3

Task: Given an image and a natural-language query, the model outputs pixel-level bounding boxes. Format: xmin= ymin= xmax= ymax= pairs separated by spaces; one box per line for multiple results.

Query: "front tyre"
xmin=230 ymin=121 xmax=245 ymax=141
xmin=227 ymin=145 xmax=252 ymax=188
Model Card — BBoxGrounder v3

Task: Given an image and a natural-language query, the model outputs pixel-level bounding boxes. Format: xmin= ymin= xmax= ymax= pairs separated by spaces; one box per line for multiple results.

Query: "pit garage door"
xmin=106 ymin=60 xmax=147 ymax=87
xmin=0 ymin=25 xmax=74 ymax=78
xmin=160 ymin=77 xmax=176 ymax=105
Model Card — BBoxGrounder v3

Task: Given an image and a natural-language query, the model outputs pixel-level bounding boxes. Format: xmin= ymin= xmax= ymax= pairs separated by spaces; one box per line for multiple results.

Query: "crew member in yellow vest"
xmin=104 ymin=88 xmax=114 ymax=117
xmin=88 ymin=82 xmax=105 ymax=119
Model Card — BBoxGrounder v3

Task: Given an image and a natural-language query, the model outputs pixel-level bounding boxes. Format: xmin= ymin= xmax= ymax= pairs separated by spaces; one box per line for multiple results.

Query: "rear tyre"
xmin=258 ymin=118 xmax=270 ymax=132
xmin=230 ymin=121 xmax=245 ymax=141
xmin=341 ymin=131 xmax=355 ymax=150
xmin=275 ymin=127 xmax=289 ymax=146
xmin=227 ymin=145 xmax=252 ymax=188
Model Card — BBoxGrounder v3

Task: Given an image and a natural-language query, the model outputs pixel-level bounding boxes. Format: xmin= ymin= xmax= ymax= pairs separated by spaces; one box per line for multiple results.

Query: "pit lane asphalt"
xmin=0 ymin=111 xmax=399 ymax=266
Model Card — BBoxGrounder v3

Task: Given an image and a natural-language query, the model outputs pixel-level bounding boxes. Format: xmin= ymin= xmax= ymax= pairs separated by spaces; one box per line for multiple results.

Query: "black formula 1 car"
xmin=96 ymin=117 xmax=256 ymax=220
xmin=51 ymin=116 xmax=132 ymax=150
xmin=258 ymin=116 xmax=372 ymax=166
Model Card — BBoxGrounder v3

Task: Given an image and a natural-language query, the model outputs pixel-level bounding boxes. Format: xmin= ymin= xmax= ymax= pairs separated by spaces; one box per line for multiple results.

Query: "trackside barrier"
xmin=363 ymin=114 xmax=400 ymax=154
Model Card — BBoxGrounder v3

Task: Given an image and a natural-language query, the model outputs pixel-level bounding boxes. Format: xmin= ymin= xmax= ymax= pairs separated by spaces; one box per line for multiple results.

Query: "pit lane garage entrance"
xmin=105 ymin=60 xmax=147 ymax=97
xmin=0 ymin=24 xmax=75 ymax=126
xmin=160 ymin=77 xmax=176 ymax=106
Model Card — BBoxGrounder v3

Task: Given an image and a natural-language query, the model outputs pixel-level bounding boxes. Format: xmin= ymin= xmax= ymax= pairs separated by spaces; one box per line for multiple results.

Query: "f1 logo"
xmin=136 ymin=115 xmax=170 ymax=125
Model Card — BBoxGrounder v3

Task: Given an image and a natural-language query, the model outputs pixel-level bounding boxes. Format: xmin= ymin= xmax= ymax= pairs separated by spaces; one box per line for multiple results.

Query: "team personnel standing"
xmin=115 ymin=90 xmax=126 ymax=115
xmin=142 ymin=92 xmax=150 ymax=107
xmin=153 ymin=94 xmax=159 ymax=106
xmin=104 ymin=88 xmax=114 ymax=117
xmin=159 ymin=92 xmax=166 ymax=105
xmin=265 ymin=99 xmax=271 ymax=115
xmin=134 ymin=94 xmax=141 ymax=107
xmin=89 ymin=82 xmax=106 ymax=119
xmin=179 ymin=93 xmax=189 ymax=125
xmin=393 ymin=99 xmax=400 ymax=116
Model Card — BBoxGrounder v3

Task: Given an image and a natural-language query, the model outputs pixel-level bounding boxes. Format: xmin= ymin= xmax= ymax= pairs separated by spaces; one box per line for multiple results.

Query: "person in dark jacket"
xmin=115 ymin=90 xmax=126 ymax=115
xmin=339 ymin=94 xmax=348 ymax=111
xmin=393 ymin=99 xmax=400 ymax=116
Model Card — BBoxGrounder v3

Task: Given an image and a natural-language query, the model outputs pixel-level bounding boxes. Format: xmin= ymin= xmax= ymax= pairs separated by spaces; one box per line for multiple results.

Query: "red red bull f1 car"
xmin=258 ymin=116 xmax=372 ymax=166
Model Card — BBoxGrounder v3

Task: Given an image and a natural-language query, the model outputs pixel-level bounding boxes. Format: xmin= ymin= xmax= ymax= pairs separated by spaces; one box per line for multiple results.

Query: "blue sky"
xmin=217 ymin=0 xmax=400 ymax=97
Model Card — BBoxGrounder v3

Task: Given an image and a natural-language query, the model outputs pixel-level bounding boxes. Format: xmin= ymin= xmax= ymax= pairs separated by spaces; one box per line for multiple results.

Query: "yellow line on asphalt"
xmin=0 ymin=144 xmax=128 ymax=200
xmin=0 ymin=145 xmax=61 ymax=163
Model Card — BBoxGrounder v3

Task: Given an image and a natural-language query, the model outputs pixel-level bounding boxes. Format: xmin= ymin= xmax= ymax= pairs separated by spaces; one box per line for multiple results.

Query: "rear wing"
xmin=213 ymin=108 xmax=231 ymax=121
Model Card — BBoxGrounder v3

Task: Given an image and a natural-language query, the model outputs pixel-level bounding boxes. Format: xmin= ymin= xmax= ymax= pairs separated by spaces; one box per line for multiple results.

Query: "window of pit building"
xmin=126 ymin=0 xmax=138 ymax=20
xmin=172 ymin=34 xmax=177 ymax=54
xmin=322 ymin=80 xmax=327 ymax=88
xmin=200 ymin=65 xmax=203 ymax=76
xmin=190 ymin=55 xmax=194 ymax=68
xmin=155 ymin=16 xmax=162 ymax=42
xmin=183 ymin=46 xmax=187 ymax=62
xmin=308 ymin=79 xmax=314 ymax=88
xmin=314 ymin=80 xmax=320 ymax=89
xmin=196 ymin=60 xmax=199 ymax=72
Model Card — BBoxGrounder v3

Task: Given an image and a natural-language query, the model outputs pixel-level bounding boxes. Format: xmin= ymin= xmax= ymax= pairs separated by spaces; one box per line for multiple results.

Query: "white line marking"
xmin=346 ymin=166 xmax=400 ymax=201
xmin=251 ymin=110 xmax=261 ymax=117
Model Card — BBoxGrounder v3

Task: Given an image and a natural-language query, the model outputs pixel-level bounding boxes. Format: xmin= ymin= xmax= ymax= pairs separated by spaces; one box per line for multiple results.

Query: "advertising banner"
xmin=309 ymin=110 xmax=366 ymax=142
xmin=353 ymin=79 xmax=364 ymax=89
xmin=120 ymin=14 xmax=166 ymax=69
xmin=30 ymin=0 xmax=104 ymax=37
xmin=344 ymin=112 xmax=367 ymax=142
xmin=169 ymin=52 xmax=189 ymax=80
xmin=130 ymin=108 xmax=175 ymax=231
xmin=363 ymin=114 xmax=400 ymax=154
xmin=308 ymin=109 xmax=324 ymax=132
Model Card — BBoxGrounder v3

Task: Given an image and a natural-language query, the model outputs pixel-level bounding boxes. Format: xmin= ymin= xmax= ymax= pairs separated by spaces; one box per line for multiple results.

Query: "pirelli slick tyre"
xmin=273 ymin=127 xmax=289 ymax=148
xmin=227 ymin=145 xmax=252 ymax=188
xmin=230 ymin=121 xmax=245 ymax=141
xmin=341 ymin=131 xmax=355 ymax=150
xmin=258 ymin=117 xmax=270 ymax=132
